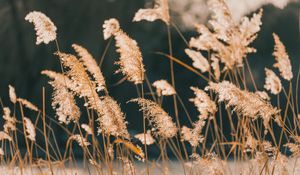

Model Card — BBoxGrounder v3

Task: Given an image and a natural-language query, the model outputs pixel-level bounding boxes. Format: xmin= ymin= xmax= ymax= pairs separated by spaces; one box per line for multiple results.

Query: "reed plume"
xmin=25 ymin=11 xmax=57 ymax=45
xmin=55 ymin=52 xmax=102 ymax=111
xmin=190 ymin=86 xmax=217 ymax=119
xmin=211 ymin=56 xmax=221 ymax=81
xmin=189 ymin=0 xmax=262 ymax=69
xmin=185 ymin=49 xmax=210 ymax=73
xmin=103 ymin=18 xmax=145 ymax=84
xmin=264 ymin=68 xmax=282 ymax=95
xmin=96 ymin=96 xmax=129 ymax=139
xmin=17 ymin=98 xmax=39 ymax=112
xmin=152 ymin=79 xmax=176 ymax=97
xmin=23 ymin=117 xmax=36 ymax=142
xmin=255 ymin=91 xmax=270 ymax=101
xmin=133 ymin=0 xmax=170 ymax=25
xmin=81 ymin=124 xmax=93 ymax=135
xmin=56 ymin=52 xmax=129 ymax=138
xmin=42 ymin=70 xmax=80 ymax=124
xmin=134 ymin=130 xmax=155 ymax=145
xmin=181 ymin=87 xmax=216 ymax=147
xmin=8 ymin=85 xmax=17 ymax=104
xmin=181 ymin=119 xmax=206 ymax=147
xmin=129 ymin=98 xmax=177 ymax=138
xmin=272 ymin=33 xmax=293 ymax=80
xmin=72 ymin=44 xmax=107 ymax=92
xmin=2 ymin=107 xmax=16 ymax=133
xmin=206 ymin=81 xmax=281 ymax=130
xmin=69 ymin=134 xmax=90 ymax=147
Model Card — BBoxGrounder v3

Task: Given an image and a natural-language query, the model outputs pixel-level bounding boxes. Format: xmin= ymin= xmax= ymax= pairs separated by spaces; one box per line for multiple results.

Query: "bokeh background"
xmin=0 ymin=0 xmax=300 ymax=156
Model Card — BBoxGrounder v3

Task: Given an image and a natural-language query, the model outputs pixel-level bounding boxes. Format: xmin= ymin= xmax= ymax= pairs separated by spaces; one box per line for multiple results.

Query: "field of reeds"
xmin=0 ymin=0 xmax=300 ymax=174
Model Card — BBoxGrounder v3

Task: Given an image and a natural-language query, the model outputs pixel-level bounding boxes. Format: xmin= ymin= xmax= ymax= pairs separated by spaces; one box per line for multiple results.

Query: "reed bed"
xmin=0 ymin=0 xmax=299 ymax=174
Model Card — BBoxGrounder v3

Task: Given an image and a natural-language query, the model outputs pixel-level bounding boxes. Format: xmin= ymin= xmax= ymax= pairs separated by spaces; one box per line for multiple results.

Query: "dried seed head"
xmin=2 ymin=107 xmax=16 ymax=133
xmin=244 ymin=133 xmax=258 ymax=153
xmin=103 ymin=18 xmax=120 ymax=40
xmin=115 ymin=32 xmax=145 ymax=84
xmin=8 ymin=85 xmax=17 ymax=104
xmin=55 ymin=52 xmax=102 ymax=111
xmin=206 ymin=81 xmax=281 ymax=131
xmin=96 ymin=96 xmax=129 ymax=139
xmin=17 ymin=98 xmax=39 ymax=112
xmin=81 ymin=124 xmax=93 ymax=135
xmin=272 ymin=33 xmax=293 ymax=80
xmin=189 ymin=0 xmax=262 ymax=70
xmin=133 ymin=0 xmax=170 ymax=25
xmin=69 ymin=134 xmax=90 ymax=147
xmin=211 ymin=56 xmax=220 ymax=81
xmin=190 ymin=87 xmax=217 ymax=120
xmin=255 ymin=91 xmax=270 ymax=101
xmin=25 ymin=11 xmax=57 ymax=45
xmin=264 ymin=68 xmax=282 ymax=95
xmin=185 ymin=49 xmax=210 ymax=73
xmin=181 ymin=119 xmax=206 ymax=147
xmin=23 ymin=117 xmax=36 ymax=142
xmin=130 ymin=98 xmax=177 ymax=138
xmin=42 ymin=70 xmax=80 ymax=124
xmin=134 ymin=130 xmax=155 ymax=145
xmin=152 ymin=79 xmax=176 ymax=96
xmin=103 ymin=18 xmax=145 ymax=84
xmin=72 ymin=44 xmax=107 ymax=92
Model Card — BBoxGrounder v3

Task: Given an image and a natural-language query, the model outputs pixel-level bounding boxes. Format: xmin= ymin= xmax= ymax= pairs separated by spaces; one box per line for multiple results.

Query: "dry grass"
xmin=1 ymin=0 xmax=299 ymax=174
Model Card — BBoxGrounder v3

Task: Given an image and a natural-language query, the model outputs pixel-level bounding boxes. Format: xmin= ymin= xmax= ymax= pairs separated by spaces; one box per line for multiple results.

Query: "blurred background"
xmin=0 ymin=0 xmax=300 ymax=157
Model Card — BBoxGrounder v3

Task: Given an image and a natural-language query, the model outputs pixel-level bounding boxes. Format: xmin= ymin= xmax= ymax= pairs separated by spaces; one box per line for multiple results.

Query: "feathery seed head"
xmin=25 ymin=11 xmax=57 ymax=45
xmin=69 ymin=134 xmax=90 ymax=147
xmin=133 ymin=0 xmax=170 ymax=25
xmin=103 ymin=18 xmax=120 ymax=40
xmin=129 ymin=98 xmax=177 ymax=138
xmin=55 ymin=52 xmax=97 ymax=99
xmin=255 ymin=91 xmax=270 ymax=101
xmin=134 ymin=130 xmax=155 ymax=145
xmin=72 ymin=44 xmax=107 ymax=92
xmin=189 ymin=1 xmax=262 ymax=70
xmin=206 ymin=81 xmax=281 ymax=131
xmin=2 ymin=107 xmax=16 ymax=133
xmin=185 ymin=49 xmax=210 ymax=73
xmin=190 ymin=87 xmax=217 ymax=120
xmin=23 ymin=117 xmax=36 ymax=142
xmin=17 ymin=98 xmax=39 ymax=112
xmin=211 ymin=56 xmax=220 ymax=81
xmin=42 ymin=70 xmax=80 ymax=124
xmin=152 ymin=79 xmax=176 ymax=96
xmin=264 ymin=68 xmax=282 ymax=95
xmin=272 ymin=33 xmax=293 ymax=80
xmin=181 ymin=119 xmax=206 ymax=147
xmin=114 ymin=32 xmax=145 ymax=84
xmin=96 ymin=96 xmax=129 ymax=139
xmin=81 ymin=124 xmax=93 ymax=135
xmin=103 ymin=18 xmax=145 ymax=84
xmin=8 ymin=85 xmax=17 ymax=104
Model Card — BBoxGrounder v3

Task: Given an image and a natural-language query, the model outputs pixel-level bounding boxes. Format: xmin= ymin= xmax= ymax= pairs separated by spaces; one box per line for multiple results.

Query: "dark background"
xmin=0 ymin=0 xmax=300 ymax=157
